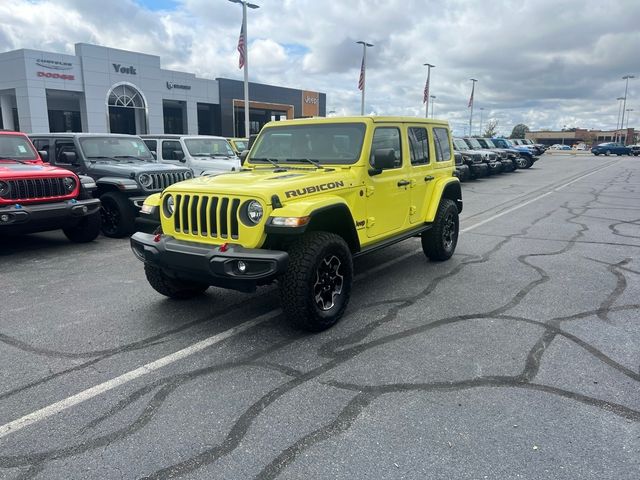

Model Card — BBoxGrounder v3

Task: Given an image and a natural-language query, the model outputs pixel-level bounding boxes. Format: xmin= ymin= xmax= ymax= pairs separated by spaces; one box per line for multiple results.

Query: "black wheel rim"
xmin=100 ymin=200 xmax=120 ymax=235
xmin=442 ymin=213 xmax=456 ymax=251
xmin=313 ymin=255 xmax=344 ymax=311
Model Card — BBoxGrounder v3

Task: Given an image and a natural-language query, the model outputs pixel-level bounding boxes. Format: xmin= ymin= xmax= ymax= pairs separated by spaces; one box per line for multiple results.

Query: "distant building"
xmin=526 ymin=128 xmax=636 ymax=146
xmin=0 ymin=43 xmax=326 ymax=137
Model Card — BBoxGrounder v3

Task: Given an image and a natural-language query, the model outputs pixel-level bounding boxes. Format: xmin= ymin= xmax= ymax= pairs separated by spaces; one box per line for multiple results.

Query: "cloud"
xmin=0 ymin=0 xmax=639 ymax=136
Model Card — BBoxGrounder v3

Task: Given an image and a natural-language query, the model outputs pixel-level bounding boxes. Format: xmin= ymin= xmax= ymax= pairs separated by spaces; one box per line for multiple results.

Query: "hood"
xmin=0 ymin=161 xmax=77 ymax=179
xmin=88 ymin=161 xmax=190 ymax=177
xmin=164 ymin=166 xmax=358 ymax=205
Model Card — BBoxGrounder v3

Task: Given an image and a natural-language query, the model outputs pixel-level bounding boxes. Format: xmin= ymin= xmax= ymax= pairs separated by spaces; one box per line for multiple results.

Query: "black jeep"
xmin=29 ymin=134 xmax=192 ymax=237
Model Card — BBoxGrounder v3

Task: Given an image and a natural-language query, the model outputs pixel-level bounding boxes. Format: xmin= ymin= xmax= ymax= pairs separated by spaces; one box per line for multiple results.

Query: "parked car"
xmin=590 ymin=142 xmax=631 ymax=156
xmin=452 ymin=137 xmax=489 ymax=178
xmin=629 ymin=145 xmax=640 ymax=156
xmin=462 ymin=137 xmax=503 ymax=174
xmin=131 ymin=116 xmax=462 ymax=331
xmin=491 ymin=137 xmax=537 ymax=168
xmin=478 ymin=138 xmax=517 ymax=172
xmin=227 ymin=137 xmax=249 ymax=155
xmin=141 ymin=135 xmax=241 ymax=177
xmin=29 ymin=133 xmax=192 ymax=237
xmin=549 ymin=144 xmax=571 ymax=150
xmin=1 ymin=131 xmax=101 ymax=242
xmin=453 ymin=151 xmax=470 ymax=181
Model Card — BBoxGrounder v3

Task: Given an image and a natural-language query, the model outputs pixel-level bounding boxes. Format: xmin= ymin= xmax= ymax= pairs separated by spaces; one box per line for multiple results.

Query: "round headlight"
xmin=0 ymin=181 xmax=9 ymax=198
xmin=139 ymin=173 xmax=152 ymax=188
xmin=164 ymin=194 xmax=175 ymax=217
xmin=63 ymin=177 xmax=76 ymax=192
xmin=184 ymin=170 xmax=193 ymax=179
xmin=246 ymin=200 xmax=263 ymax=224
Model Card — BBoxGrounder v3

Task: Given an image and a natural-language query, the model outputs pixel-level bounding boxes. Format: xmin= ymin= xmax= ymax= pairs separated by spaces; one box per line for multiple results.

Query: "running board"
xmin=354 ymin=223 xmax=432 ymax=258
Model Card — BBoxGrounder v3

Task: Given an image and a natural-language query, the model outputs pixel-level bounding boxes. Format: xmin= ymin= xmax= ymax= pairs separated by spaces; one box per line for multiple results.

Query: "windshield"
xmin=483 ymin=139 xmax=497 ymax=148
xmin=251 ymin=123 xmax=366 ymax=165
xmin=465 ymin=137 xmax=482 ymax=149
xmin=185 ymin=138 xmax=235 ymax=158
xmin=80 ymin=137 xmax=154 ymax=161
xmin=0 ymin=135 xmax=38 ymax=161
xmin=453 ymin=138 xmax=469 ymax=150
xmin=232 ymin=140 xmax=248 ymax=151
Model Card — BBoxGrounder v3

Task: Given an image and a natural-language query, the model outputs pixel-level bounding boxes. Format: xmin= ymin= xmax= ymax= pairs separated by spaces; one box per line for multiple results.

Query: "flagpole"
xmin=469 ymin=78 xmax=477 ymax=136
xmin=229 ymin=0 xmax=259 ymax=138
xmin=423 ymin=63 xmax=434 ymax=118
xmin=357 ymin=41 xmax=373 ymax=115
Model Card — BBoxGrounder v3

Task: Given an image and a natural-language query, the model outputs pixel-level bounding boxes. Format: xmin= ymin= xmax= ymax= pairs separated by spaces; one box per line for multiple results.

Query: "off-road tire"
xmin=514 ymin=157 xmax=530 ymax=168
xmin=144 ymin=264 xmax=209 ymax=299
xmin=100 ymin=191 xmax=136 ymax=238
xmin=523 ymin=158 xmax=533 ymax=168
xmin=62 ymin=212 xmax=101 ymax=243
xmin=422 ymin=199 xmax=459 ymax=261
xmin=279 ymin=231 xmax=353 ymax=332
xmin=605 ymin=149 xmax=611 ymax=156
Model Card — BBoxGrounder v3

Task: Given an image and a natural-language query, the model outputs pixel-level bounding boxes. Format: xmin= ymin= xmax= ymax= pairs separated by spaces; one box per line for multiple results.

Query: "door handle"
xmin=397 ymin=180 xmax=410 ymax=187
xmin=424 ymin=175 xmax=434 ymax=182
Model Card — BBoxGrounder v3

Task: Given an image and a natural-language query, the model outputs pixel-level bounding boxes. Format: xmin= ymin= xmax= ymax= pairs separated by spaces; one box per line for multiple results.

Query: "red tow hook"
xmin=153 ymin=233 xmax=162 ymax=243
xmin=219 ymin=242 xmax=229 ymax=252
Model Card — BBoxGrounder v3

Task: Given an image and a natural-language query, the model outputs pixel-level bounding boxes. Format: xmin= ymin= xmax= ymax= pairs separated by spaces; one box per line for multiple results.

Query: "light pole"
xmin=430 ymin=95 xmax=436 ymax=118
xmin=615 ymin=96 xmax=625 ymax=142
xmin=229 ymin=0 xmax=259 ymax=138
xmin=479 ymin=107 xmax=484 ymax=136
xmin=423 ymin=63 xmax=434 ymax=118
xmin=561 ymin=124 xmax=567 ymax=145
xmin=468 ymin=78 xmax=477 ymax=136
xmin=626 ymin=108 xmax=633 ymax=131
xmin=619 ymin=75 xmax=635 ymax=145
xmin=357 ymin=41 xmax=374 ymax=115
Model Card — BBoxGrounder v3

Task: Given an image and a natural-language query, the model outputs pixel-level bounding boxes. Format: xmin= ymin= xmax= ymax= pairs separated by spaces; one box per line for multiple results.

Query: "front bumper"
xmin=500 ymin=158 xmax=515 ymax=171
xmin=130 ymin=232 xmax=289 ymax=293
xmin=470 ymin=163 xmax=489 ymax=177
xmin=454 ymin=164 xmax=470 ymax=179
xmin=0 ymin=198 xmax=100 ymax=234
xmin=485 ymin=161 xmax=502 ymax=173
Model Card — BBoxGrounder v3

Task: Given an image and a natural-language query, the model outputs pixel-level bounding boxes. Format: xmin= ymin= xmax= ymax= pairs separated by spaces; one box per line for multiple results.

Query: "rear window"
xmin=433 ymin=128 xmax=451 ymax=162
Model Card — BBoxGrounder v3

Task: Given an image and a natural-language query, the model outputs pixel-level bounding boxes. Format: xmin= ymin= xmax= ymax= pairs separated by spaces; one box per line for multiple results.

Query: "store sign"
xmin=304 ymin=95 xmax=319 ymax=105
xmin=302 ymin=90 xmax=320 ymax=117
xmin=166 ymin=81 xmax=191 ymax=90
xmin=113 ymin=64 xmax=137 ymax=75
xmin=36 ymin=58 xmax=73 ymax=70
xmin=37 ymin=71 xmax=75 ymax=80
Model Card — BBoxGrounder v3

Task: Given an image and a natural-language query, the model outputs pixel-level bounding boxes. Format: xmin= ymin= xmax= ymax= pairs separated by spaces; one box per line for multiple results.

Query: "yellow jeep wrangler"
xmin=131 ymin=116 xmax=462 ymax=331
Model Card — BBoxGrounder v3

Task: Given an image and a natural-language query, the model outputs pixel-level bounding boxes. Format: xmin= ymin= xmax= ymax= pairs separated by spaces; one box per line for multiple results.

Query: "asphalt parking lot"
xmin=1 ymin=154 xmax=639 ymax=479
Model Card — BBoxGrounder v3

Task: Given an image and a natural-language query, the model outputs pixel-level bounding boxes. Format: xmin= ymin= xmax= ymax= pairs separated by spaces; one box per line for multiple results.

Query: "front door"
xmin=365 ymin=126 xmax=411 ymax=238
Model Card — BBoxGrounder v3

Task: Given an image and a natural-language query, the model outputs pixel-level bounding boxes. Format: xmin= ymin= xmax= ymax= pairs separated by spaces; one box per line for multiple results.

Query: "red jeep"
xmin=0 ymin=131 xmax=101 ymax=242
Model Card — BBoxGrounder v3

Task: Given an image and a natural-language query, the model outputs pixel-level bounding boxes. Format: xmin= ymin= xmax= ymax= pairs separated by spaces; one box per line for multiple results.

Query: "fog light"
xmin=237 ymin=260 xmax=247 ymax=273
xmin=0 ymin=214 xmax=9 ymax=222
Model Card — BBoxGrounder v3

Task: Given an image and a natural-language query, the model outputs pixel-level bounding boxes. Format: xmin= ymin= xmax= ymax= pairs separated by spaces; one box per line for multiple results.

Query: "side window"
xmin=408 ymin=127 xmax=430 ymax=165
xmin=162 ymin=140 xmax=183 ymax=160
xmin=54 ymin=140 xmax=76 ymax=164
xmin=433 ymin=128 xmax=452 ymax=162
xmin=370 ymin=127 xmax=402 ymax=168
xmin=143 ymin=140 xmax=157 ymax=153
xmin=32 ymin=139 xmax=50 ymax=161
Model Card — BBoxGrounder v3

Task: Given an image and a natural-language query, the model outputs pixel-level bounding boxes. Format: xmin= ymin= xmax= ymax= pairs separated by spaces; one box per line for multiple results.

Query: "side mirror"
xmin=173 ymin=150 xmax=185 ymax=162
xmin=369 ymin=148 xmax=396 ymax=176
xmin=38 ymin=150 xmax=49 ymax=162
xmin=61 ymin=151 xmax=77 ymax=164
xmin=239 ymin=150 xmax=250 ymax=165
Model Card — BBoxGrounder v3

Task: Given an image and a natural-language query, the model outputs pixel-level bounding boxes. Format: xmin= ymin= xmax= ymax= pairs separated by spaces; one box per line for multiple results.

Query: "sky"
xmin=1 ymin=0 xmax=639 ymax=137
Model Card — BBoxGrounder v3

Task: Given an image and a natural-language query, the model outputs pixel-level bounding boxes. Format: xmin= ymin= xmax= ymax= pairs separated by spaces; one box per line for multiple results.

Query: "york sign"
xmin=113 ymin=64 xmax=137 ymax=75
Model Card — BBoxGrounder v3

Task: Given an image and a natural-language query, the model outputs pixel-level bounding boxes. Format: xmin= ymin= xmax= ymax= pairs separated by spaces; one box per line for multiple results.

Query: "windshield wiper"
xmin=0 ymin=156 xmax=28 ymax=164
xmin=285 ymin=158 xmax=322 ymax=169
xmin=113 ymin=155 xmax=147 ymax=162
xmin=251 ymin=157 xmax=282 ymax=168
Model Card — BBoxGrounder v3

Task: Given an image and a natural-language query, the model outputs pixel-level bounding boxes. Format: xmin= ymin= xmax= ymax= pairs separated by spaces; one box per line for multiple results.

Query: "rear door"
xmin=406 ymin=125 xmax=435 ymax=224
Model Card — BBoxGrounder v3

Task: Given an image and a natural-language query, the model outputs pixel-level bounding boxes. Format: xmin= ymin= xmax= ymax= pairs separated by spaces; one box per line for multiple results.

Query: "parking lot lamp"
xmin=430 ymin=95 xmax=436 ymax=118
xmin=619 ymin=75 xmax=635 ymax=144
xmin=357 ymin=41 xmax=374 ymax=115
xmin=626 ymin=108 xmax=633 ymax=131
xmin=229 ymin=0 xmax=260 ymax=138
xmin=423 ymin=63 xmax=434 ymax=118
xmin=615 ymin=97 xmax=625 ymax=142
xmin=468 ymin=78 xmax=477 ymax=136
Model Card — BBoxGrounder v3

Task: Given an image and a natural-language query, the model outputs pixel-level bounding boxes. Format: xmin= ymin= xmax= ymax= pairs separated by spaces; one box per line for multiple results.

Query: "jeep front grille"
xmin=489 ymin=153 xmax=498 ymax=161
xmin=173 ymin=194 xmax=241 ymax=240
xmin=6 ymin=178 xmax=68 ymax=200
xmin=147 ymin=172 xmax=189 ymax=191
xmin=472 ymin=154 xmax=482 ymax=163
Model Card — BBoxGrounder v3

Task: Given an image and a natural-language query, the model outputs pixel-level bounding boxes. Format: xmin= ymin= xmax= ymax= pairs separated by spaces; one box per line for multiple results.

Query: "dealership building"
xmin=0 ymin=43 xmax=325 ymax=137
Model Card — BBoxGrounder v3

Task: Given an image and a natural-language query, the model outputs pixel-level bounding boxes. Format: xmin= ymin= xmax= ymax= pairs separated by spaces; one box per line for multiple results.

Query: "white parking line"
xmin=0 ymin=160 xmax=619 ymax=439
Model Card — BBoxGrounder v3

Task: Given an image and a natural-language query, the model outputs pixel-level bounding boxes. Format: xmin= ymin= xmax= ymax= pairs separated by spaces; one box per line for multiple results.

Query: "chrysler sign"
xmin=166 ymin=81 xmax=191 ymax=90
xmin=36 ymin=59 xmax=73 ymax=70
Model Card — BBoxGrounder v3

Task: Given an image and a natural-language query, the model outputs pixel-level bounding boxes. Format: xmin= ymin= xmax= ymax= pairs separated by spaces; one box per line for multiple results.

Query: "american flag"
xmin=468 ymin=82 xmax=475 ymax=108
xmin=237 ymin=23 xmax=246 ymax=69
xmin=358 ymin=57 xmax=365 ymax=91
xmin=423 ymin=75 xmax=430 ymax=104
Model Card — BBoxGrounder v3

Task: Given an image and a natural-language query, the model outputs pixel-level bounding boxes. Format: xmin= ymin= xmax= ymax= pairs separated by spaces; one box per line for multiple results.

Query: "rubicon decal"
xmin=284 ymin=181 xmax=345 ymax=198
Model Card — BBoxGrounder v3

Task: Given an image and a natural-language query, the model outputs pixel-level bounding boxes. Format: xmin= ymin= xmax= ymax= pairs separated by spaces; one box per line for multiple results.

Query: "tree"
xmin=510 ymin=123 xmax=530 ymax=139
xmin=483 ymin=120 xmax=499 ymax=137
